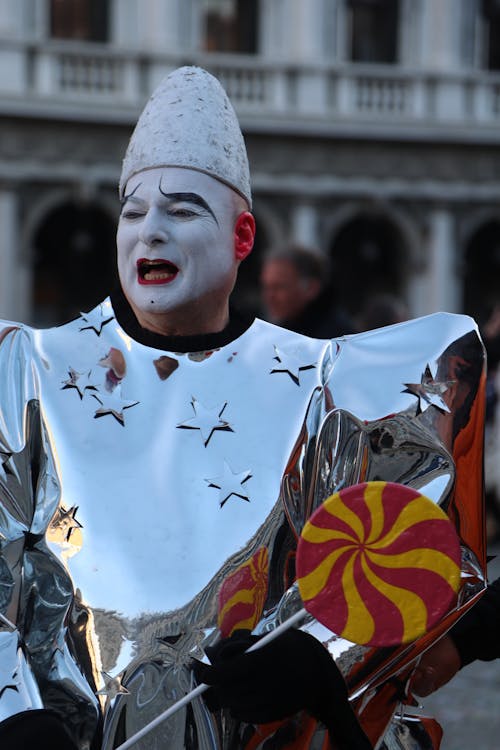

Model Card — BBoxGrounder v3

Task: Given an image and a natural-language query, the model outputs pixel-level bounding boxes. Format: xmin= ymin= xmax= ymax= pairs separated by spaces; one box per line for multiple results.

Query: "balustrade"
xmin=1 ymin=39 xmax=500 ymax=132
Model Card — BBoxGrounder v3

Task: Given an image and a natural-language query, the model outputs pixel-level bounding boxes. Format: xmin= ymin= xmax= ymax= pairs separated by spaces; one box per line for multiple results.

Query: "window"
xmin=482 ymin=0 xmax=500 ymax=69
xmin=202 ymin=0 xmax=258 ymax=53
xmin=347 ymin=0 xmax=399 ymax=63
xmin=50 ymin=0 xmax=109 ymax=42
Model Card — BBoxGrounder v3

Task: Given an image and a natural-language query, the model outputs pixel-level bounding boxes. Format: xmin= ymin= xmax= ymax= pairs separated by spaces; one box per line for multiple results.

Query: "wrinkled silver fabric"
xmin=0 ymin=300 xmax=486 ymax=749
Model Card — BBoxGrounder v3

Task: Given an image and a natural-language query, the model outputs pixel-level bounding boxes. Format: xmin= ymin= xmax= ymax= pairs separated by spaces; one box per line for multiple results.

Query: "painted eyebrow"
xmin=158 ymin=181 xmax=219 ymax=225
xmin=120 ymin=182 xmax=142 ymax=208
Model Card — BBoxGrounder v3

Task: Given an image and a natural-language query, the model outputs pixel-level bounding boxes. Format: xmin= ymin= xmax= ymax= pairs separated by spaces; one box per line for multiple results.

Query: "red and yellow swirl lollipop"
xmin=296 ymin=481 xmax=461 ymax=646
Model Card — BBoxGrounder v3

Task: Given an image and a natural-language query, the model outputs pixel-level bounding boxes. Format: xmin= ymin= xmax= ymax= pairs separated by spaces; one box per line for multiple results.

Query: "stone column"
xmin=417 ymin=0 xmax=466 ymax=119
xmin=423 ymin=208 xmax=461 ymax=315
xmin=418 ymin=0 xmax=459 ymax=69
xmin=291 ymin=0 xmax=327 ymax=59
xmin=110 ymin=0 xmax=139 ymax=47
xmin=0 ymin=0 xmax=24 ymax=36
xmin=263 ymin=0 xmax=326 ymax=59
xmin=0 ymin=188 xmax=30 ymax=321
xmin=119 ymin=0 xmax=181 ymax=51
xmin=291 ymin=202 xmax=318 ymax=249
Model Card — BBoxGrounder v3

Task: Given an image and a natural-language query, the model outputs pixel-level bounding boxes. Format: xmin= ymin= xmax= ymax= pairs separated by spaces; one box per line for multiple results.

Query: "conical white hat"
xmin=119 ymin=66 xmax=252 ymax=208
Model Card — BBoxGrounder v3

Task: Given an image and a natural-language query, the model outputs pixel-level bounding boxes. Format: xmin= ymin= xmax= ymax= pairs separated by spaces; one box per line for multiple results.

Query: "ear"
xmin=234 ymin=212 xmax=256 ymax=261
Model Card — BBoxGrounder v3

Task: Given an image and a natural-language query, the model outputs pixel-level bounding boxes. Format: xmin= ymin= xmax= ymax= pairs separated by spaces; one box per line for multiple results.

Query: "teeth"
xmin=144 ymin=270 xmax=175 ymax=280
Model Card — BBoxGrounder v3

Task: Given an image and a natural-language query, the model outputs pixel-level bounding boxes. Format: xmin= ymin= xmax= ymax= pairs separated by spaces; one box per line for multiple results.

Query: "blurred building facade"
xmin=0 ymin=0 xmax=500 ymax=325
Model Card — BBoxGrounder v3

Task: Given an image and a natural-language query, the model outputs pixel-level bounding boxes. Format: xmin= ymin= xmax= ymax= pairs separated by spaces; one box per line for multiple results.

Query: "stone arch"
xmin=463 ymin=213 xmax=500 ymax=324
xmin=25 ymin=186 xmax=118 ymax=325
xmin=325 ymin=201 xmax=419 ymax=322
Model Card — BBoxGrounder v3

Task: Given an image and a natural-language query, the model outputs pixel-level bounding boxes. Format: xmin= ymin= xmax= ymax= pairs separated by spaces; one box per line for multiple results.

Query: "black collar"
xmin=110 ymin=285 xmax=254 ymax=353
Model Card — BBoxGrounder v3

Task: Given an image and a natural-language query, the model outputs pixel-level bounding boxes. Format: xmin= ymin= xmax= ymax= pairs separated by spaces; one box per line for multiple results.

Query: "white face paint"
xmin=117 ymin=167 xmax=239 ymax=334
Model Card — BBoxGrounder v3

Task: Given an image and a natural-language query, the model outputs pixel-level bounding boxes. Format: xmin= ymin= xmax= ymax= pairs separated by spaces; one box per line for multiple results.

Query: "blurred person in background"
xmin=260 ymin=244 xmax=356 ymax=338
xmin=411 ymin=577 xmax=500 ymax=697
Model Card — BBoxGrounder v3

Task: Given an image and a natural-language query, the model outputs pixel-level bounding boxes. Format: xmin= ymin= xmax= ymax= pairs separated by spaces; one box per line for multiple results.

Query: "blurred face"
xmin=117 ymin=167 xmax=241 ymax=335
xmin=261 ymin=258 xmax=319 ymax=323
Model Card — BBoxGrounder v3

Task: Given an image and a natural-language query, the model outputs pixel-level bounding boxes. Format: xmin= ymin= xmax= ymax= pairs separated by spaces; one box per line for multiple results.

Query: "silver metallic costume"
xmin=0 ymin=297 xmax=486 ymax=749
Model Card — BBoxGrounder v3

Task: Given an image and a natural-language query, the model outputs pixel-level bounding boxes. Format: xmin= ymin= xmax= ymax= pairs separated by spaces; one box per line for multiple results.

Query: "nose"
xmin=138 ymin=208 xmax=168 ymax=247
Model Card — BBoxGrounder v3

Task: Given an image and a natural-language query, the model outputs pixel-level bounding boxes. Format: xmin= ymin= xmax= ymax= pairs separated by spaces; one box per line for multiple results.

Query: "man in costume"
xmin=0 ymin=67 xmax=487 ymax=750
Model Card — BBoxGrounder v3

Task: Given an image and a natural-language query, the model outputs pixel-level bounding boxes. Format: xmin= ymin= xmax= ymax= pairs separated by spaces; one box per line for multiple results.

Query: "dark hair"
xmin=263 ymin=244 xmax=329 ymax=284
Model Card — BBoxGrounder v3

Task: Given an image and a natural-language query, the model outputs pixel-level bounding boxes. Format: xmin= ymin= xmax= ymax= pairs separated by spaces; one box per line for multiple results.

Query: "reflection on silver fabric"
xmin=379 ymin=714 xmax=441 ymax=750
xmin=0 ymin=304 xmax=486 ymax=749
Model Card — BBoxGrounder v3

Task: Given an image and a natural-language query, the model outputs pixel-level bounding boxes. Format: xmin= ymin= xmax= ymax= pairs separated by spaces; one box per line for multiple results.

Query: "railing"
xmin=1 ymin=38 xmax=500 ymax=131
xmin=57 ymin=52 xmax=123 ymax=93
xmin=354 ymin=75 xmax=410 ymax=114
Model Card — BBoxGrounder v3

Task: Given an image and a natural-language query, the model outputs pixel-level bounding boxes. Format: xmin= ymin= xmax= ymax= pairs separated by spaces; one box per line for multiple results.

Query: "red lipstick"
xmin=137 ymin=258 xmax=179 ymax=286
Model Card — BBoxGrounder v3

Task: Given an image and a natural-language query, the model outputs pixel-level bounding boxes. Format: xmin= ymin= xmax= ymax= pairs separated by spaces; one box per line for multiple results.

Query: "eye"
xmin=121 ymin=209 xmax=145 ymax=220
xmin=169 ymin=207 xmax=198 ymax=218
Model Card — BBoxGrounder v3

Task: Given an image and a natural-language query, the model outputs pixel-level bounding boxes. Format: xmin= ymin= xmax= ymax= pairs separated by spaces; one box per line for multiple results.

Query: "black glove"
xmin=0 ymin=710 xmax=78 ymax=750
xmin=193 ymin=628 xmax=372 ymax=750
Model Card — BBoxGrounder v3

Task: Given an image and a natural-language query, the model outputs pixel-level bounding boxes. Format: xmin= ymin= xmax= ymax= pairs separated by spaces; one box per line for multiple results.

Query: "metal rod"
xmin=115 ymin=608 xmax=307 ymax=750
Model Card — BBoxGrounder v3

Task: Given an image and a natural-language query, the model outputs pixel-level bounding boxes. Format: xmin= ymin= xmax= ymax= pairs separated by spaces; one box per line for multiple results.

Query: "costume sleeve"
xmin=276 ymin=315 xmax=486 ymax=748
xmin=0 ymin=325 xmax=98 ymax=744
xmin=449 ymin=577 xmax=500 ymax=666
xmin=0 ymin=325 xmax=46 ymax=721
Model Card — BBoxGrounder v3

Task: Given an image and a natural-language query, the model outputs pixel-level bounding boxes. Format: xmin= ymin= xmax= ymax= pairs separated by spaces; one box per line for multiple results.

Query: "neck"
xmin=110 ymin=285 xmax=254 ymax=353
xmin=128 ymin=298 xmax=230 ymax=337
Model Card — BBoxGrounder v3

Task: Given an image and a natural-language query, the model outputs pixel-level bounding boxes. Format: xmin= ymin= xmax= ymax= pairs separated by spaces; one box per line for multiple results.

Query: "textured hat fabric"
xmin=120 ymin=66 xmax=252 ymax=207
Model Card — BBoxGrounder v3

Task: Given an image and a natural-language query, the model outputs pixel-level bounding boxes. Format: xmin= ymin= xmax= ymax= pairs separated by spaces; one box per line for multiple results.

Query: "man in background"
xmin=260 ymin=244 xmax=355 ymax=338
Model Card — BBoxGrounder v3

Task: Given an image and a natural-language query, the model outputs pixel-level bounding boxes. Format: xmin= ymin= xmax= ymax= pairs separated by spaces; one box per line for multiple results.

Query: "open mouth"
xmin=137 ymin=258 xmax=179 ymax=285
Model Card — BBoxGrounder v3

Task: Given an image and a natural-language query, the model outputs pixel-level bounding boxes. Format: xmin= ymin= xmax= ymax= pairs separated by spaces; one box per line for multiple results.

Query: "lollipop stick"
xmin=115 ymin=608 xmax=307 ymax=750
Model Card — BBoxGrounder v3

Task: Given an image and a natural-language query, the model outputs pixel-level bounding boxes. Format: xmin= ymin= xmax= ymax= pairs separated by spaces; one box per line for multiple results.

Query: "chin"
xmin=136 ymin=300 xmax=175 ymax=317
xmin=124 ymin=288 xmax=170 ymax=318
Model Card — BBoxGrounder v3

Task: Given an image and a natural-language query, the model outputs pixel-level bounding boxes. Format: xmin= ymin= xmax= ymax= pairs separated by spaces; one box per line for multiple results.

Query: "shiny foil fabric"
xmin=0 ymin=300 xmax=486 ymax=749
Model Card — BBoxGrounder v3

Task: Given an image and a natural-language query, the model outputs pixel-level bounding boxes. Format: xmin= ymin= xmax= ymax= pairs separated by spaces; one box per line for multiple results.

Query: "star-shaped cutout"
xmin=92 ymin=389 xmax=139 ymax=426
xmin=49 ymin=505 xmax=83 ymax=543
xmin=402 ymin=364 xmax=454 ymax=415
xmin=206 ymin=461 xmax=252 ymax=508
xmin=79 ymin=305 xmax=114 ymax=336
xmin=177 ymin=398 xmax=233 ymax=447
xmin=61 ymin=367 xmax=99 ymax=400
xmin=96 ymin=671 xmax=129 ymax=700
xmin=270 ymin=346 xmax=316 ymax=386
